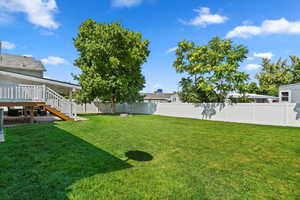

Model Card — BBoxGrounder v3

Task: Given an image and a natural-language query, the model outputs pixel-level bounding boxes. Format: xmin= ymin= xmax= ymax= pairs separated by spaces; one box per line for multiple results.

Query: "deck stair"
xmin=0 ymin=85 xmax=75 ymax=121
xmin=38 ymin=104 xmax=73 ymax=121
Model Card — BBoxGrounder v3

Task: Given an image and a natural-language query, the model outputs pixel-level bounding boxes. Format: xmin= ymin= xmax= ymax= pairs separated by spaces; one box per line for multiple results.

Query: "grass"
xmin=0 ymin=114 xmax=300 ymax=200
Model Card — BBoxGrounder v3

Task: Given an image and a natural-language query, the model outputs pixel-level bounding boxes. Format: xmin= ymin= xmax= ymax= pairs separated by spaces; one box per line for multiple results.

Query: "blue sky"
xmin=1 ymin=0 xmax=300 ymax=92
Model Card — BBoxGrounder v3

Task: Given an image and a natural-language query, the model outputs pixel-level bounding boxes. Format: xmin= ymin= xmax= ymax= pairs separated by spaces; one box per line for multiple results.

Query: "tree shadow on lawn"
xmin=125 ymin=150 xmax=153 ymax=162
xmin=0 ymin=123 xmax=132 ymax=200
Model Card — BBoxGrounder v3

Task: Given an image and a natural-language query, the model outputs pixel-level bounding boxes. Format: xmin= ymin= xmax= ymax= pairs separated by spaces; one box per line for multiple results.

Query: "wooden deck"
xmin=0 ymin=85 xmax=75 ymax=121
xmin=0 ymin=102 xmax=45 ymax=107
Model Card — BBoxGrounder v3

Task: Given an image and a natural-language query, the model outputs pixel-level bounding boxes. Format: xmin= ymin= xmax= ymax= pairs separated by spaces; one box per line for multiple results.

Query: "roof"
xmin=227 ymin=93 xmax=278 ymax=99
xmin=0 ymin=70 xmax=81 ymax=90
xmin=141 ymin=93 xmax=175 ymax=100
xmin=279 ymin=82 xmax=300 ymax=89
xmin=0 ymin=53 xmax=46 ymax=72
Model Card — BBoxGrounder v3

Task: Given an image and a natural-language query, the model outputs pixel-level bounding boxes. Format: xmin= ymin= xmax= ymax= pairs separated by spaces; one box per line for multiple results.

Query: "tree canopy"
xmin=256 ymin=56 xmax=300 ymax=96
xmin=173 ymin=37 xmax=249 ymax=102
xmin=73 ymin=20 xmax=150 ymax=111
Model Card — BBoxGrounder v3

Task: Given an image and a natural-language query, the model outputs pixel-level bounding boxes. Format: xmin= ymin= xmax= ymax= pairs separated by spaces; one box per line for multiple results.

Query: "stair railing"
xmin=45 ymin=86 xmax=74 ymax=118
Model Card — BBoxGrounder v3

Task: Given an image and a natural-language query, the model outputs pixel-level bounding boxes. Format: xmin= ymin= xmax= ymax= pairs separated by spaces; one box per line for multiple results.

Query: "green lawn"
xmin=1 ymin=115 xmax=300 ymax=200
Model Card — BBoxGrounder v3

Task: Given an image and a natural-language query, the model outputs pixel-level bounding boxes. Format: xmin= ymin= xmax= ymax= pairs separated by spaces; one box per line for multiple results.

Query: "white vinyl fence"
xmin=0 ymin=108 xmax=4 ymax=142
xmin=76 ymin=102 xmax=300 ymax=127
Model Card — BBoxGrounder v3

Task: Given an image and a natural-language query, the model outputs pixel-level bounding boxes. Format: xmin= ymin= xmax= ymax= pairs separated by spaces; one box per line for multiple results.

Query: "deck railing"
xmin=0 ymin=84 xmax=74 ymax=118
xmin=0 ymin=85 xmax=45 ymax=102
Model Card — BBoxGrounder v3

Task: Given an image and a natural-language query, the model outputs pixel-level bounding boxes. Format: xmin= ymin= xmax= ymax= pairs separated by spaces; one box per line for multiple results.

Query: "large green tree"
xmin=173 ymin=37 xmax=249 ymax=102
xmin=73 ymin=20 xmax=150 ymax=112
xmin=256 ymin=56 xmax=300 ymax=96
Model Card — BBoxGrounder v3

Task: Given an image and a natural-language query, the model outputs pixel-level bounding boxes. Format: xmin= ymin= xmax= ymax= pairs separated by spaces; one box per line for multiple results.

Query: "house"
xmin=141 ymin=93 xmax=181 ymax=103
xmin=0 ymin=53 xmax=81 ymax=122
xmin=0 ymin=53 xmax=46 ymax=77
xmin=227 ymin=92 xmax=279 ymax=103
xmin=279 ymin=83 xmax=300 ymax=103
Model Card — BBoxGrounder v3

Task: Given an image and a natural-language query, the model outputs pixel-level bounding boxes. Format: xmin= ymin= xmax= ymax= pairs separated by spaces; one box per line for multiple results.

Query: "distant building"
xmin=227 ymin=92 xmax=279 ymax=103
xmin=141 ymin=93 xmax=181 ymax=103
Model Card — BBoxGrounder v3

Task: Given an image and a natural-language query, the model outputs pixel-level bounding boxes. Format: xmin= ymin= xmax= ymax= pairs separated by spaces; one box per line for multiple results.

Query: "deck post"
xmin=42 ymin=85 xmax=46 ymax=102
xmin=29 ymin=106 xmax=34 ymax=124
xmin=70 ymin=88 xmax=77 ymax=117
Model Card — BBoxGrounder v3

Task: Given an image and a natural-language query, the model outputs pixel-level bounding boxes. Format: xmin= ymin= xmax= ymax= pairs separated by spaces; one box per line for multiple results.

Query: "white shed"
xmin=279 ymin=83 xmax=300 ymax=103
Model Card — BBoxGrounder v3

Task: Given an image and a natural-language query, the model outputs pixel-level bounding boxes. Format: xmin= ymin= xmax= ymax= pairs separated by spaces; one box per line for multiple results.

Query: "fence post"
xmin=42 ymin=85 xmax=46 ymax=102
xmin=73 ymin=100 xmax=77 ymax=117
xmin=0 ymin=108 xmax=4 ymax=142
xmin=285 ymin=103 xmax=289 ymax=125
xmin=252 ymin=103 xmax=256 ymax=123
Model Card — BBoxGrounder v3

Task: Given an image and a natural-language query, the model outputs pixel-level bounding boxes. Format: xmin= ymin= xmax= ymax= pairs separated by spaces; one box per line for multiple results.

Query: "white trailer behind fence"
xmin=76 ymin=103 xmax=300 ymax=127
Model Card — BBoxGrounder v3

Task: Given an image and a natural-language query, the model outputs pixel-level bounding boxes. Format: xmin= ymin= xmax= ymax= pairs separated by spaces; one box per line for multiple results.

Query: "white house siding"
xmin=291 ymin=89 xmax=300 ymax=103
xmin=0 ymin=67 xmax=43 ymax=78
xmin=0 ymin=80 xmax=18 ymax=86
xmin=76 ymin=103 xmax=300 ymax=127
xmin=170 ymin=94 xmax=181 ymax=103
xmin=0 ymin=53 xmax=46 ymax=75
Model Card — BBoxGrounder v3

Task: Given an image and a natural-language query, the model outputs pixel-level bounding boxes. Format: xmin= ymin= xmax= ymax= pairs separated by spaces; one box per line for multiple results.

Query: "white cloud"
xmin=253 ymin=52 xmax=273 ymax=60
xmin=244 ymin=64 xmax=261 ymax=71
xmin=41 ymin=56 xmax=68 ymax=65
xmin=226 ymin=18 xmax=300 ymax=38
xmin=166 ymin=47 xmax=177 ymax=54
xmin=247 ymin=57 xmax=254 ymax=61
xmin=1 ymin=41 xmax=16 ymax=49
xmin=153 ymin=84 xmax=162 ymax=90
xmin=183 ymin=7 xmax=228 ymax=27
xmin=226 ymin=26 xmax=262 ymax=38
xmin=112 ymin=0 xmax=142 ymax=8
xmin=0 ymin=0 xmax=59 ymax=29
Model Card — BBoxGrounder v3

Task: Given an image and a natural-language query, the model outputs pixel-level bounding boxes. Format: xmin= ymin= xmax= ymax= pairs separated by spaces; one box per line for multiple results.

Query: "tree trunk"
xmin=111 ymin=97 xmax=116 ymax=114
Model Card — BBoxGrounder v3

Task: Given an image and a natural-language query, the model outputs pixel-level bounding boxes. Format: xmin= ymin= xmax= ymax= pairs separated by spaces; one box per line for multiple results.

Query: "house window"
xmin=280 ymin=91 xmax=290 ymax=102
